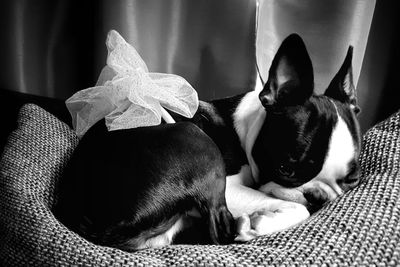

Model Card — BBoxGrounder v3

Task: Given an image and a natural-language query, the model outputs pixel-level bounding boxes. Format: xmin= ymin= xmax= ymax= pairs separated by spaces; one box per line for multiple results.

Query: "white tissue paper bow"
xmin=66 ymin=30 xmax=199 ymax=138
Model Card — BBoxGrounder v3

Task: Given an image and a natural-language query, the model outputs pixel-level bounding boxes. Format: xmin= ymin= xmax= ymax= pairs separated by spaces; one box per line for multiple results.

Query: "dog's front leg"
xmin=225 ymin=165 xmax=310 ymax=241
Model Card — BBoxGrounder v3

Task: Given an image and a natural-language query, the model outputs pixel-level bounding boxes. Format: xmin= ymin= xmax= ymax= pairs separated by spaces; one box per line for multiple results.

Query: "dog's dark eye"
xmin=278 ymin=164 xmax=295 ymax=178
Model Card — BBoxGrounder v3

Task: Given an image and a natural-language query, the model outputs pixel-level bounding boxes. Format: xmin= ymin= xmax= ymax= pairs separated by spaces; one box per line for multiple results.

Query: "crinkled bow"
xmin=66 ymin=30 xmax=198 ymax=137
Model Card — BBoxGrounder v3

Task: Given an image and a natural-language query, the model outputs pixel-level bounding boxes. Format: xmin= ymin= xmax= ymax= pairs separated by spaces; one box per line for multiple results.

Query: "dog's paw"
xmin=235 ymin=202 xmax=310 ymax=242
xmin=209 ymin=205 xmax=235 ymax=244
xmin=216 ymin=205 xmax=236 ymax=244
xmin=235 ymin=214 xmax=259 ymax=242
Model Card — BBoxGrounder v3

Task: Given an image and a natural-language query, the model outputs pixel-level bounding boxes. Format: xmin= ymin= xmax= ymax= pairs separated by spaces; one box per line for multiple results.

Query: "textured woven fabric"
xmin=1 ymin=103 xmax=400 ymax=266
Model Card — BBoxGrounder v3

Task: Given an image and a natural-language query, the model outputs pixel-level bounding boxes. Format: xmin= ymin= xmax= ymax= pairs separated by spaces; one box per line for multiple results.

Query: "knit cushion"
xmin=1 ymin=103 xmax=399 ymax=266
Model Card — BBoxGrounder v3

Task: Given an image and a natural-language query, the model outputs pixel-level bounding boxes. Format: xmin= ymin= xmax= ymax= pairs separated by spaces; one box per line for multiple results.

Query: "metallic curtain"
xmin=0 ymin=0 xmax=257 ymax=101
xmin=96 ymin=0 xmax=258 ymax=101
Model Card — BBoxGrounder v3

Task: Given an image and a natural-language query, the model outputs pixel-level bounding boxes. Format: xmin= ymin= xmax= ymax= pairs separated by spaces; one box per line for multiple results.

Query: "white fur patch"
xmin=306 ymin=103 xmax=355 ymax=197
xmin=233 ymin=91 xmax=265 ymax=183
xmin=137 ymin=217 xmax=185 ymax=250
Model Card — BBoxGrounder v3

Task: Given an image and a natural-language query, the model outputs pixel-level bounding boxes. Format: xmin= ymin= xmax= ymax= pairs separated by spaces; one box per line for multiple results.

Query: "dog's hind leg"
xmin=202 ymin=189 xmax=235 ymax=245
xmin=192 ymin=163 xmax=236 ymax=245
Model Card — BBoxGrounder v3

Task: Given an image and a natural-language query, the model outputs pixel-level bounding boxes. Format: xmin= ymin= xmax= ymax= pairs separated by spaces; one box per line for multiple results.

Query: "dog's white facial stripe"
xmin=313 ymin=103 xmax=356 ymax=194
xmin=302 ymin=103 xmax=356 ymax=197
xmin=233 ymin=91 xmax=265 ymax=183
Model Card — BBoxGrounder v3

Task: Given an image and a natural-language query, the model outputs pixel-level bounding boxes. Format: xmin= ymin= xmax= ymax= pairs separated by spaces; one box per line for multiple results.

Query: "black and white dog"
xmin=55 ymin=34 xmax=361 ymax=250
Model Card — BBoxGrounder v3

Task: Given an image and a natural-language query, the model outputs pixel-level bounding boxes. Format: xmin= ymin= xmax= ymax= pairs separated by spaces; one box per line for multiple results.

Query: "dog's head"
xmin=251 ymin=34 xmax=361 ymax=212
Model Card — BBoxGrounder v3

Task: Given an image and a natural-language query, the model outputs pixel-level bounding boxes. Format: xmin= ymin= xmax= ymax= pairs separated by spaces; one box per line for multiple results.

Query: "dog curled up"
xmin=54 ymin=34 xmax=361 ymax=250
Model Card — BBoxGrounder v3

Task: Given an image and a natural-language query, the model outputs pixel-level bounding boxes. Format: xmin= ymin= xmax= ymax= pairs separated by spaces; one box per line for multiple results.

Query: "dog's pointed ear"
xmin=259 ymin=34 xmax=314 ymax=108
xmin=325 ymin=46 xmax=360 ymax=114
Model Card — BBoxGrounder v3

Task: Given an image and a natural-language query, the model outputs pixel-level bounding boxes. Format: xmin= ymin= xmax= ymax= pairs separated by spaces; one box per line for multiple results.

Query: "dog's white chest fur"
xmin=233 ymin=91 xmax=265 ymax=184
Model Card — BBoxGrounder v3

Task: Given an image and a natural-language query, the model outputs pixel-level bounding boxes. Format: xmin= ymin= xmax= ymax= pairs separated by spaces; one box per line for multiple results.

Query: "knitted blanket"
xmin=0 ymin=104 xmax=399 ymax=266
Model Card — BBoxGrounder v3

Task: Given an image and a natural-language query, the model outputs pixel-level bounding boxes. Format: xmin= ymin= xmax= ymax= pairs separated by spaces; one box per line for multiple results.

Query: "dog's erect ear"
xmin=325 ymin=46 xmax=360 ymax=114
xmin=259 ymin=34 xmax=314 ymax=108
